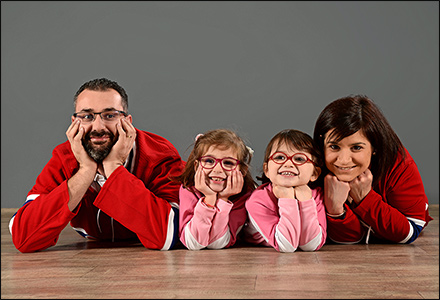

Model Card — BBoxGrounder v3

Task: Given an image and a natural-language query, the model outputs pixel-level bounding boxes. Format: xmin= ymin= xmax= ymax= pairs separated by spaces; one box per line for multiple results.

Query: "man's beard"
xmin=82 ymin=130 xmax=116 ymax=163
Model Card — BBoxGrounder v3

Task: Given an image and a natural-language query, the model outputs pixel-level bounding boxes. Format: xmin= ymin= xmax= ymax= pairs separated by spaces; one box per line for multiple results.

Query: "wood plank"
xmin=2 ymin=205 xmax=438 ymax=299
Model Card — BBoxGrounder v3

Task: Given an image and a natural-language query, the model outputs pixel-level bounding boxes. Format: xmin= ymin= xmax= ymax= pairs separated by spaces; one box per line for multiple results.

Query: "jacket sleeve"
xmin=326 ymin=205 xmax=365 ymax=244
xmin=178 ymin=187 xmax=246 ymax=250
xmin=9 ymin=147 xmax=79 ymax=253
xmin=246 ymin=186 xmax=326 ymax=252
xmin=246 ymin=188 xmax=301 ymax=252
xmin=298 ymin=187 xmax=327 ymax=251
xmin=327 ymin=152 xmax=431 ymax=244
xmin=209 ymin=194 xmax=248 ymax=249
xmin=179 ymin=186 xmax=217 ymax=250
xmin=94 ymin=153 xmax=183 ymax=250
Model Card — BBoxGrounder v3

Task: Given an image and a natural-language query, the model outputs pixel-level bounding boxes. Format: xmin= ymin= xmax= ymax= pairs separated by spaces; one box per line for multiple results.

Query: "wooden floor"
xmin=1 ymin=206 xmax=438 ymax=299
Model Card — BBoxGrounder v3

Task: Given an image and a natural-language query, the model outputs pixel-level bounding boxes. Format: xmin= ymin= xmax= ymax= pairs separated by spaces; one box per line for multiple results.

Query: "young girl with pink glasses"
xmin=244 ymin=129 xmax=327 ymax=252
xmin=174 ymin=129 xmax=256 ymax=250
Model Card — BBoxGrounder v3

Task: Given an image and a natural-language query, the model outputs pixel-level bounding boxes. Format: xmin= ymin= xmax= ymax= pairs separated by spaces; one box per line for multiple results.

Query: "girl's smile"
xmin=199 ymin=146 xmax=240 ymax=193
xmin=264 ymin=143 xmax=317 ymax=188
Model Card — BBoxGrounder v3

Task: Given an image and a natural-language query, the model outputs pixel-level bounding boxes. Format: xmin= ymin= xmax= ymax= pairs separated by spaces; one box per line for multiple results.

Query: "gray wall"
xmin=2 ymin=1 xmax=438 ymax=208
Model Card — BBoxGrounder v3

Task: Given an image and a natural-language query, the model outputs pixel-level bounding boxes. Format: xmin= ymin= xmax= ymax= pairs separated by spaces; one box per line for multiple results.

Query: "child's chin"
xmin=209 ymin=184 xmax=226 ymax=193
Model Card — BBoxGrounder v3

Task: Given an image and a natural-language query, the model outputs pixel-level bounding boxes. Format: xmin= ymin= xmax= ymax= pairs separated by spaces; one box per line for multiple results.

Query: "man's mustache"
xmin=84 ymin=130 xmax=115 ymax=140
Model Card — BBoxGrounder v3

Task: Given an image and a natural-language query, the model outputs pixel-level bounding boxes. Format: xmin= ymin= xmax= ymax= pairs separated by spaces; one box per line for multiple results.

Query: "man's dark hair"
xmin=74 ymin=78 xmax=129 ymax=112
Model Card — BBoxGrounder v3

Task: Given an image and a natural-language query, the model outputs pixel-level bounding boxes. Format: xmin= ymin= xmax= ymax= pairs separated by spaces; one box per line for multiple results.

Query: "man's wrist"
xmin=102 ymin=162 xmax=123 ymax=177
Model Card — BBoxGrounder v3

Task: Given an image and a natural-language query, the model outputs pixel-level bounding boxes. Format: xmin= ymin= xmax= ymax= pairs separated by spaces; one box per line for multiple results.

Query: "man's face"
xmin=72 ymin=89 xmax=132 ymax=162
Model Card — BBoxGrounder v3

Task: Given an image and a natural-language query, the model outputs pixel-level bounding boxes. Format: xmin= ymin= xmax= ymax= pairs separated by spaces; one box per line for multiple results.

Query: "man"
xmin=9 ymin=78 xmax=185 ymax=252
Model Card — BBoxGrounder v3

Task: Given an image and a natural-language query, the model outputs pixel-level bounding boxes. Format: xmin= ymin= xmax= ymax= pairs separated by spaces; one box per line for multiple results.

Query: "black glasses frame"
xmin=73 ymin=110 xmax=127 ymax=122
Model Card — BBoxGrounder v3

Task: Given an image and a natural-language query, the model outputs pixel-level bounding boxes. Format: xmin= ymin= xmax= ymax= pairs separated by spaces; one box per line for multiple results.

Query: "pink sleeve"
xmin=208 ymin=199 xmax=232 ymax=245
xmin=246 ymin=187 xmax=301 ymax=252
xmin=298 ymin=187 xmax=327 ymax=251
xmin=179 ymin=186 xmax=237 ymax=250
xmin=211 ymin=194 xmax=248 ymax=248
xmin=246 ymin=185 xmax=326 ymax=252
xmin=276 ymin=198 xmax=302 ymax=251
xmin=179 ymin=186 xmax=214 ymax=249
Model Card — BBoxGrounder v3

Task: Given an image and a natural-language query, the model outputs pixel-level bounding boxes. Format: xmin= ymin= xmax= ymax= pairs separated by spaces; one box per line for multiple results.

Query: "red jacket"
xmin=327 ymin=148 xmax=433 ymax=244
xmin=10 ymin=129 xmax=185 ymax=252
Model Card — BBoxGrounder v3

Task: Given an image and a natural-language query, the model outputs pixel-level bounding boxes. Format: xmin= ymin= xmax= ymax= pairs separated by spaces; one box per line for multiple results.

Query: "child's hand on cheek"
xmin=195 ymin=164 xmax=216 ymax=197
xmin=219 ymin=170 xmax=244 ymax=201
xmin=272 ymin=185 xmax=295 ymax=199
xmin=294 ymin=184 xmax=312 ymax=201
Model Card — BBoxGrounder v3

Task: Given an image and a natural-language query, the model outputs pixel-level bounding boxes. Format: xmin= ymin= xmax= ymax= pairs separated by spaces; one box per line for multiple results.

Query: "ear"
xmin=239 ymin=165 xmax=248 ymax=177
xmin=310 ymin=166 xmax=321 ymax=182
xmin=194 ymin=160 xmax=199 ymax=172
xmin=263 ymin=162 xmax=269 ymax=178
xmin=126 ymin=114 xmax=133 ymax=124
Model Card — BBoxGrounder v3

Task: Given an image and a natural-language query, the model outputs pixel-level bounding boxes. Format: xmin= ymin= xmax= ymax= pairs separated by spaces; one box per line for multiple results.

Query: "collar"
xmin=93 ymin=141 xmax=136 ymax=187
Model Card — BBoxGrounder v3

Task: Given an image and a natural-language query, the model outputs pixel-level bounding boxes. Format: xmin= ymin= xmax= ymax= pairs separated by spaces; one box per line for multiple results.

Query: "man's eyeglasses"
xmin=269 ymin=152 xmax=316 ymax=166
xmin=73 ymin=110 xmax=127 ymax=123
xmin=199 ymin=156 xmax=240 ymax=171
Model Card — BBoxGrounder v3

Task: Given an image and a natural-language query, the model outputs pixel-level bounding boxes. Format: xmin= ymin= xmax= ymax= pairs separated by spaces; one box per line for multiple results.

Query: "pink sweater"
xmin=245 ymin=183 xmax=327 ymax=252
xmin=179 ymin=186 xmax=249 ymax=250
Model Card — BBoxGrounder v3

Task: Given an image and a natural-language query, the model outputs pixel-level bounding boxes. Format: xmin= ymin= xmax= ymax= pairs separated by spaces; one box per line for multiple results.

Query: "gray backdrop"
xmin=2 ymin=1 xmax=439 ymax=208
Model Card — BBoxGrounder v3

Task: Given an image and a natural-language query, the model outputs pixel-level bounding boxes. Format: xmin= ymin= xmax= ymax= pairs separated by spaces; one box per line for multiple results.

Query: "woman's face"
xmin=323 ymin=130 xmax=373 ymax=182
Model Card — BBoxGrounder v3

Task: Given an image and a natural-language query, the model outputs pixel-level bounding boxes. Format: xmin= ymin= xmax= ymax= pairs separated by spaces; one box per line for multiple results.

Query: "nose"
xmin=336 ymin=149 xmax=352 ymax=164
xmin=90 ymin=114 xmax=107 ymax=131
xmin=212 ymin=161 xmax=224 ymax=172
xmin=283 ymin=158 xmax=298 ymax=169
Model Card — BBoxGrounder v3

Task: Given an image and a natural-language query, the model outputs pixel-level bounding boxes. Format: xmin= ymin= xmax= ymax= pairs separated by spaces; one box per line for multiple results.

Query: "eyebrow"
xmin=79 ymin=107 xmax=119 ymax=113
xmin=327 ymin=140 xmax=367 ymax=146
xmin=204 ymin=154 xmax=238 ymax=159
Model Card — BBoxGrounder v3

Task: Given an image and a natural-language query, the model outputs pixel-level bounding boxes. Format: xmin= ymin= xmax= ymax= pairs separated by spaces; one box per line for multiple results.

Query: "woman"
xmin=313 ymin=95 xmax=432 ymax=244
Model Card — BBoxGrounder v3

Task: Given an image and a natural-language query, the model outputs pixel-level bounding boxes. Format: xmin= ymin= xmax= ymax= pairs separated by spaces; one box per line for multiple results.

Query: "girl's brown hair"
xmin=173 ymin=129 xmax=256 ymax=198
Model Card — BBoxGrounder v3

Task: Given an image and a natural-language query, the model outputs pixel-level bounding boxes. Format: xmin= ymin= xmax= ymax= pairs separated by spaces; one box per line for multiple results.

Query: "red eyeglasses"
xmin=198 ymin=156 xmax=240 ymax=171
xmin=269 ymin=152 xmax=316 ymax=166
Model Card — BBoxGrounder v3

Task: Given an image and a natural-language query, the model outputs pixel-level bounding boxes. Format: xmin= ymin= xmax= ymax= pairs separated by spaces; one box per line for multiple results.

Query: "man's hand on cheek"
xmin=66 ymin=120 xmax=97 ymax=172
xmin=102 ymin=118 xmax=136 ymax=177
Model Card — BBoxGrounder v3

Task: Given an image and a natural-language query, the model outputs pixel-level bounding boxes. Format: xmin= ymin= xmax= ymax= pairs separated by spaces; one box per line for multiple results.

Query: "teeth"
xmin=280 ymin=172 xmax=295 ymax=176
xmin=211 ymin=178 xmax=225 ymax=182
xmin=338 ymin=166 xmax=354 ymax=170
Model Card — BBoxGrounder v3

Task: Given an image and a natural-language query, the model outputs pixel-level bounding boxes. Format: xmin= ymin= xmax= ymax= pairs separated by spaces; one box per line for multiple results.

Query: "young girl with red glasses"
xmin=244 ymin=129 xmax=327 ymax=252
xmin=173 ymin=129 xmax=256 ymax=250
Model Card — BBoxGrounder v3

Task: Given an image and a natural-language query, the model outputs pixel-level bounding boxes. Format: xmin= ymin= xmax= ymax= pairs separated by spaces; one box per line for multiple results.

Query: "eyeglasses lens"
xmin=293 ymin=154 xmax=308 ymax=165
xmin=272 ymin=152 xmax=309 ymax=165
xmin=200 ymin=157 xmax=238 ymax=170
xmin=75 ymin=111 xmax=124 ymax=123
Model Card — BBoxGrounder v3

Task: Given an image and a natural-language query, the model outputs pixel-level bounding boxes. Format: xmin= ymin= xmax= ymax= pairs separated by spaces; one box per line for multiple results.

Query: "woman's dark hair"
xmin=172 ymin=129 xmax=256 ymax=199
xmin=258 ymin=129 xmax=322 ymax=188
xmin=313 ymin=94 xmax=405 ymax=188
xmin=74 ymin=78 xmax=129 ymax=112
